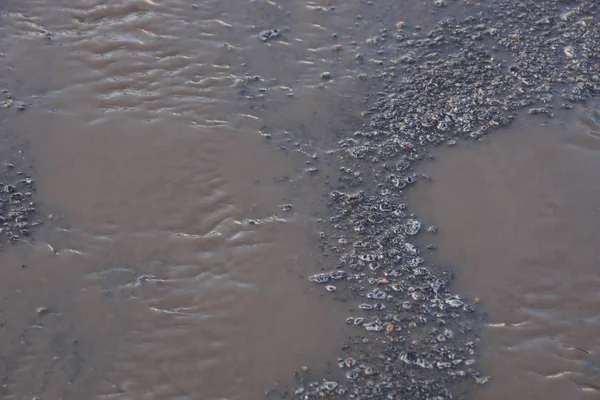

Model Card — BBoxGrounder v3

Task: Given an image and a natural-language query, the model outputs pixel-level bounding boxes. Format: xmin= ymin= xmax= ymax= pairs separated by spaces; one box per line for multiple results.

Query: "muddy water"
xmin=412 ymin=107 xmax=600 ymax=399
xmin=6 ymin=0 xmax=599 ymax=398
xmin=0 ymin=0 xmax=383 ymax=398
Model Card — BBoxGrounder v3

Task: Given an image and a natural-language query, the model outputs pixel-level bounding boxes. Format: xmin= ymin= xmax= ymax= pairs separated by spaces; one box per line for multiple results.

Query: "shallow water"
xmin=2 ymin=0 xmax=599 ymax=398
xmin=411 ymin=106 xmax=600 ymax=399
xmin=0 ymin=0 xmax=378 ymax=398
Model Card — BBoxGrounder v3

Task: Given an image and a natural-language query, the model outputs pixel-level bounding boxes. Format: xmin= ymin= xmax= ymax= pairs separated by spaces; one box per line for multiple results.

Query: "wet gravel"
xmin=272 ymin=1 xmax=599 ymax=399
xmin=0 ymin=96 xmax=39 ymax=247
xmin=0 ymin=157 xmax=38 ymax=245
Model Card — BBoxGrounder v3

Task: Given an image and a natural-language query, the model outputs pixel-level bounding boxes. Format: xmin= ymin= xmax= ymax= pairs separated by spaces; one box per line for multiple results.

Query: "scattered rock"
xmin=258 ymin=28 xmax=281 ymax=42
xmin=273 ymin=1 xmax=600 ymax=398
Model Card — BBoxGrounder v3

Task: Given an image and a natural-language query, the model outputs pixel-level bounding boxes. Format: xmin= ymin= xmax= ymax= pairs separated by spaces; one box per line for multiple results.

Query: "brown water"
xmin=411 ymin=107 xmax=600 ymax=399
xmin=3 ymin=0 xmax=599 ymax=398
xmin=0 ymin=0 xmax=384 ymax=398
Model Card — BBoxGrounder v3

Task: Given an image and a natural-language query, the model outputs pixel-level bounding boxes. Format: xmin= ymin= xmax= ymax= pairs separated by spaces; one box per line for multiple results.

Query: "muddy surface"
xmin=411 ymin=108 xmax=600 ymax=399
xmin=0 ymin=0 xmax=598 ymax=399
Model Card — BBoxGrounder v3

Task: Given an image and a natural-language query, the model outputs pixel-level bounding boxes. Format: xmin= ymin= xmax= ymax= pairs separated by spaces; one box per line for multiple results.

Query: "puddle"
xmin=0 ymin=0 xmax=378 ymax=398
xmin=411 ymin=107 xmax=600 ymax=399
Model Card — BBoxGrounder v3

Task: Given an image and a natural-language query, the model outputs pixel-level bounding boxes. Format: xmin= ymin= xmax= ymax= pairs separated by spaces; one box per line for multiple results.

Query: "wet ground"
xmin=0 ymin=0 xmax=598 ymax=399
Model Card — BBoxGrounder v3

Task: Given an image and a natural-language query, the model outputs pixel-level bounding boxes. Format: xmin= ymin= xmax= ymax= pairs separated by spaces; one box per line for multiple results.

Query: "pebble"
xmin=258 ymin=28 xmax=281 ymax=41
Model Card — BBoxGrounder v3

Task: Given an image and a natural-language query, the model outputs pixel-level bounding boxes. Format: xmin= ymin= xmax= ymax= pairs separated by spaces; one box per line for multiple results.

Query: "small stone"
xmin=564 ymin=46 xmax=575 ymax=59
xmin=404 ymin=219 xmax=422 ymax=236
xmin=309 ymin=273 xmax=329 ymax=283
xmin=365 ymin=37 xmax=377 ymax=46
xmin=345 ymin=369 xmax=360 ymax=380
xmin=329 ymin=270 xmax=347 ymax=280
xmin=320 ymin=71 xmax=332 ymax=80
xmin=258 ymin=28 xmax=281 ymax=41
xmin=364 ymin=366 xmax=375 ymax=376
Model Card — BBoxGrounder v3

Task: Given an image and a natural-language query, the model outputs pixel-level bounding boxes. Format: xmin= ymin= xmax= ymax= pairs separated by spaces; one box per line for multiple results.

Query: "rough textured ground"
xmin=273 ymin=1 xmax=599 ymax=399
xmin=0 ymin=97 xmax=38 ymax=248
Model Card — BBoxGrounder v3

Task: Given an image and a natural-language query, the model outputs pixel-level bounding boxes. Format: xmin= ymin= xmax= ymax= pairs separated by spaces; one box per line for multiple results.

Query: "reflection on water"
xmin=411 ymin=106 xmax=600 ymax=399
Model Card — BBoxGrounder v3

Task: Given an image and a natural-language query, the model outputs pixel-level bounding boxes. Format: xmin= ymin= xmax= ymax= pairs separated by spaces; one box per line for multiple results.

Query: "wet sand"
xmin=411 ymin=107 xmax=600 ymax=398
